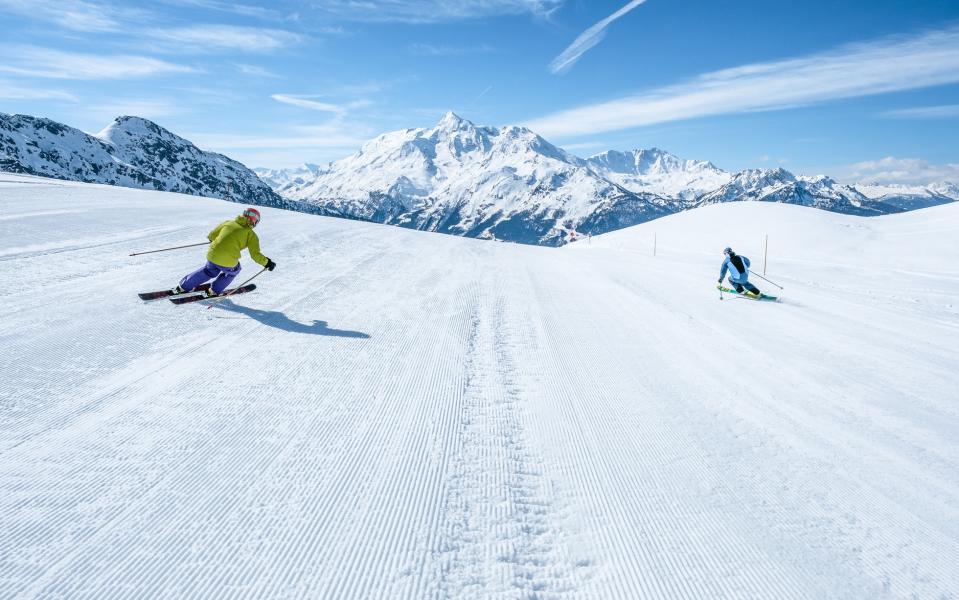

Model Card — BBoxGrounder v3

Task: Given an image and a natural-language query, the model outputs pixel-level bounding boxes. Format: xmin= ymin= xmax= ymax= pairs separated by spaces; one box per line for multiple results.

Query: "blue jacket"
xmin=720 ymin=255 xmax=751 ymax=284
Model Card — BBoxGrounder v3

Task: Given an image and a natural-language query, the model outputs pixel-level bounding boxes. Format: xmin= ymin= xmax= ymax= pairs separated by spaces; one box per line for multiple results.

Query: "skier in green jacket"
xmin=175 ymin=208 xmax=276 ymax=297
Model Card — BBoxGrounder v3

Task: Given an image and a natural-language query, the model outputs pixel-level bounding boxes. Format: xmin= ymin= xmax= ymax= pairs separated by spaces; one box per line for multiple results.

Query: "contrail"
xmin=549 ymin=0 xmax=648 ymax=75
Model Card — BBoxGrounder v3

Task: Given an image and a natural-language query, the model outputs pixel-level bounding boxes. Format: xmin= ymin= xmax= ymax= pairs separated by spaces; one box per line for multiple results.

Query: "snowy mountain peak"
xmin=1 ymin=112 xmax=285 ymax=209
xmin=588 ymin=147 xmax=719 ymax=177
xmin=282 ymin=115 xmax=675 ymax=245
xmin=97 ymin=115 xmax=171 ymax=141
xmin=739 ymin=167 xmax=796 ymax=185
xmin=929 ymin=181 xmax=959 ymax=199
xmin=586 ymin=148 xmax=731 ymax=202
xmin=852 ymin=180 xmax=959 ymax=210
xmin=254 ymin=163 xmax=328 ymax=193
xmin=695 ymin=166 xmax=895 ymax=215
xmin=435 ymin=110 xmax=471 ymax=132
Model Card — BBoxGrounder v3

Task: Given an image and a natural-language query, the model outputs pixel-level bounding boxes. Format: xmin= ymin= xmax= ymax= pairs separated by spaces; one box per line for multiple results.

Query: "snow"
xmin=586 ymin=148 xmax=732 ymax=201
xmin=0 ymin=113 xmax=278 ymax=207
xmin=853 ymin=182 xmax=959 ymax=211
xmin=253 ymin=164 xmax=327 ymax=193
xmin=2 ymin=174 xmax=958 ymax=598
xmin=281 ymin=112 xmax=670 ymax=245
xmin=855 ymin=181 xmax=959 ymax=201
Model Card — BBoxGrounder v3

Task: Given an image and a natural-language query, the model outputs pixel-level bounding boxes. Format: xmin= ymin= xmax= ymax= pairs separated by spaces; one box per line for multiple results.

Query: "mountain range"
xmin=279 ymin=112 xmax=681 ymax=245
xmin=272 ymin=112 xmax=958 ymax=244
xmin=0 ymin=113 xmax=318 ymax=214
xmin=1 ymin=111 xmax=956 ymax=246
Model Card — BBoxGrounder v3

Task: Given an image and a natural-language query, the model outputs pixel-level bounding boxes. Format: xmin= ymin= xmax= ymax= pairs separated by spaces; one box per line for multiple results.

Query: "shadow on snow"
xmin=215 ymin=301 xmax=371 ymax=338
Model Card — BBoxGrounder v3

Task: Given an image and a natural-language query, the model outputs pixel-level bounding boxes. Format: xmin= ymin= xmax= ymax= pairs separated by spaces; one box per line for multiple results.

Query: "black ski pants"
xmin=732 ymin=281 xmax=761 ymax=295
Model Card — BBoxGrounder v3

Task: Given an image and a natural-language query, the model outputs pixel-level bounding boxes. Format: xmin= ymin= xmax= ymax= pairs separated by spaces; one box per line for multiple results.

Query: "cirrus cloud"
xmin=271 ymin=94 xmax=372 ymax=114
xmin=147 ymin=25 xmax=302 ymax=52
xmin=0 ymin=79 xmax=78 ymax=101
xmin=0 ymin=46 xmax=198 ymax=79
xmin=528 ymin=25 xmax=959 ymax=137
xmin=0 ymin=0 xmax=150 ymax=32
xmin=880 ymin=104 xmax=959 ymax=119
xmin=307 ymin=0 xmax=563 ymax=23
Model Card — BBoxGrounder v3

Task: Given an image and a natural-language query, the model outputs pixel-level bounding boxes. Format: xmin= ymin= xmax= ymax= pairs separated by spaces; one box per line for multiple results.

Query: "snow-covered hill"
xmin=0 ymin=113 xmax=295 ymax=210
xmin=283 ymin=112 xmax=677 ymax=245
xmin=2 ymin=173 xmax=957 ymax=598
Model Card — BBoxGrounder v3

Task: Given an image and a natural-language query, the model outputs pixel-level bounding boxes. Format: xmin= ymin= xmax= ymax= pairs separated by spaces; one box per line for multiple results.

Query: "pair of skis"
xmin=717 ymin=284 xmax=780 ymax=302
xmin=138 ymin=284 xmax=257 ymax=304
xmin=139 ymin=266 xmax=267 ymax=306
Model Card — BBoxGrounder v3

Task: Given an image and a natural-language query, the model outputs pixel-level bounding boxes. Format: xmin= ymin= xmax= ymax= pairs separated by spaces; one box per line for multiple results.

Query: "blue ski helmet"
xmin=723 ymin=246 xmax=733 ymax=255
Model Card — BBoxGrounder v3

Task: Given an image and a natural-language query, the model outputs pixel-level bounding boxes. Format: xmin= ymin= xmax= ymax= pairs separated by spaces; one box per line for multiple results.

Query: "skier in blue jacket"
xmin=718 ymin=247 xmax=761 ymax=297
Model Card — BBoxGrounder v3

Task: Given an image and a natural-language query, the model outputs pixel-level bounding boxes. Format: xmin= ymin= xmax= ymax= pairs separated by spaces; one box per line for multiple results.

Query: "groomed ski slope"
xmin=1 ymin=173 xmax=957 ymax=599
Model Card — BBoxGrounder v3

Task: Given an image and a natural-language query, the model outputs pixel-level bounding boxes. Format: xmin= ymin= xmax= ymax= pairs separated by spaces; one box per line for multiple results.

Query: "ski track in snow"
xmin=0 ymin=175 xmax=957 ymax=599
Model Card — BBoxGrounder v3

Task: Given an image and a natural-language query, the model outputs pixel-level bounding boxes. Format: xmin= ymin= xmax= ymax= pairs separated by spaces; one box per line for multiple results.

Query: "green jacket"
xmin=207 ymin=216 xmax=268 ymax=268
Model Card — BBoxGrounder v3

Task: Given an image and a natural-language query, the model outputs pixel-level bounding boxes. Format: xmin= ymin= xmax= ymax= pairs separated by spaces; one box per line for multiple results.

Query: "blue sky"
xmin=2 ymin=0 xmax=958 ymax=184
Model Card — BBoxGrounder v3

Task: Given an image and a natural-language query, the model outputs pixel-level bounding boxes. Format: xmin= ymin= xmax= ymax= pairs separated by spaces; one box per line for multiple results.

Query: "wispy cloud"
xmin=187 ymin=131 xmax=367 ymax=151
xmin=187 ymin=119 xmax=374 ymax=167
xmin=307 ymin=0 xmax=563 ymax=23
xmin=0 ymin=46 xmax=198 ymax=79
xmin=408 ymin=43 xmax=495 ymax=56
xmin=549 ymin=0 xmax=647 ymax=74
xmin=880 ymin=104 xmax=959 ymax=119
xmin=559 ymin=141 xmax=606 ymax=152
xmin=841 ymin=156 xmax=959 ymax=185
xmin=316 ymin=77 xmax=418 ymax=97
xmin=529 ymin=25 xmax=959 ymax=137
xmin=85 ymin=99 xmax=183 ymax=122
xmin=148 ymin=25 xmax=302 ymax=52
xmin=0 ymin=0 xmax=150 ymax=32
xmin=234 ymin=63 xmax=281 ymax=78
xmin=158 ymin=0 xmax=288 ymax=21
xmin=271 ymin=94 xmax=371 ymax=114
xmin=0 ymin=79 xmax=78 ymax=101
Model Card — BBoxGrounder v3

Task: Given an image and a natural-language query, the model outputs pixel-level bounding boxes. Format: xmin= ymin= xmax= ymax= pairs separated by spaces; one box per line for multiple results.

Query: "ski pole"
xmin=207 ymin=267 xmax=268 ymax=309
xmin=750 ymin=272 xmax=783 ymax=289
xmin=130 ymin=242 xmax=208 ymax=257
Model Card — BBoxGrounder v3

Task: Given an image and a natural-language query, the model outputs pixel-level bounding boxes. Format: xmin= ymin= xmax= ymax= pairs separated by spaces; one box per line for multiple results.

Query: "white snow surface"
xmin=2 ymin=174 xmax=958 ymax=598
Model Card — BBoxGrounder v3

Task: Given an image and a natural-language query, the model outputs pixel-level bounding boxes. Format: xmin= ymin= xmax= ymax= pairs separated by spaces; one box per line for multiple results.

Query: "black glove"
xmin=717 ymin=278 xmax=723 ymax=283
xmin=265 ymin=258 xmax=276 ymax=271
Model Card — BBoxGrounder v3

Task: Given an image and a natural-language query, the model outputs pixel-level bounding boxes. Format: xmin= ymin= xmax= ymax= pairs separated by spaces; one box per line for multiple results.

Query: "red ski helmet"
xmin=242 ymin=207 xmax=261 ymax=227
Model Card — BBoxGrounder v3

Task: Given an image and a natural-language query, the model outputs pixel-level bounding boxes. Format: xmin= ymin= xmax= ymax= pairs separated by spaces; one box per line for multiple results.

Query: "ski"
xmin=169 ymin=284 xmax=257 ymax=305
xmin=139 ymin=283 xmax=211 ymax=301
xmin=717 ymin=285 xmax=780 ymax=302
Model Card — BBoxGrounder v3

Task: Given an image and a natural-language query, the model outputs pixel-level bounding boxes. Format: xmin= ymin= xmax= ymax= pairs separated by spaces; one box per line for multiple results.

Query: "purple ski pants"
xmin=180 ymin=261 xmax=241 ymax=294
